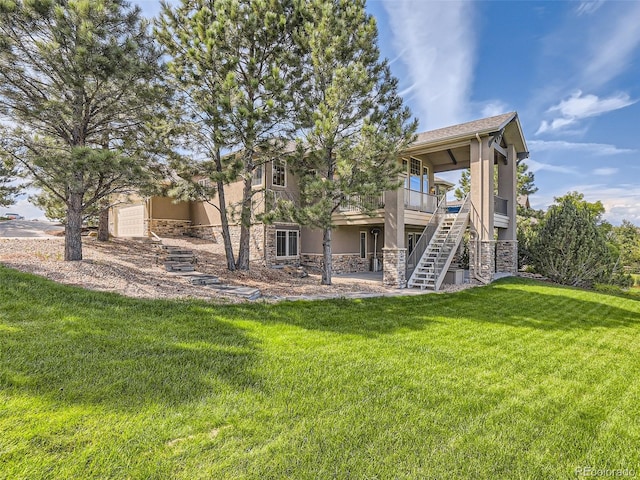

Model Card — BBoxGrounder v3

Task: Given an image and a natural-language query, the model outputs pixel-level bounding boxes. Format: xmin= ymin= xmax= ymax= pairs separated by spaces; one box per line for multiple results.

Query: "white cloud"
xmin=592 ymin=168 xmax=619 ymax=176
xmin=382 ymin=1 xmax=476 ymax=130
xmin=576 ymin=1 xmax=605 ymax=16
xmin=528 ymin=140 xmax=635 ymax=156
xmin=583 ymin=2 xmax=640 ymax=88
xmin=480 ymin=100 xmax=510 ymax=118
xmin=536 ymin=91 xmax=636 ymax=134
xmin=526 ymin=159 xmax=578 ymax=175
xmin=531 ymin=184 xmax=640 ymax=225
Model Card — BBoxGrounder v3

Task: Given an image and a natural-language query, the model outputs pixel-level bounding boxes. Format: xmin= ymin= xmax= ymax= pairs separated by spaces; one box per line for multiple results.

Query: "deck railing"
xmin=337 ymin=194 xmax=385 ymax=213
xmin=404 ymin=189 xmax=438 ymax=213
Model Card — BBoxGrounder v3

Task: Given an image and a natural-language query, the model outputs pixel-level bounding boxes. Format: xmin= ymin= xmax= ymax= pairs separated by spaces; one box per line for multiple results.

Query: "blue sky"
xmin=9 ymin=0 xmax=640 ymax=224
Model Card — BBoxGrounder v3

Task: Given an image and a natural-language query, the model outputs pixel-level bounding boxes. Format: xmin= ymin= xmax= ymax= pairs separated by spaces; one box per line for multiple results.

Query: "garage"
xmin=115 ymin=204 xmax=145 ymax=237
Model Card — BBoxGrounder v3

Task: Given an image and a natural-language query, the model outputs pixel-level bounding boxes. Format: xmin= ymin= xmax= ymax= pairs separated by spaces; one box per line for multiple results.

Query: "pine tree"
xmin=0 ymin=160 xmax=18 ymax=207
xmin=282 ymin=0 xmax=416 ymax=285
xmin=156 ymin=0 xmax=299 ymax=271
xmin=454 ymin=162 xmax=537 ymax=200
xmin=0 ymin=0 xmax=166 ymax=260
xmin=531 ymin=194 xmax=614 ymax=288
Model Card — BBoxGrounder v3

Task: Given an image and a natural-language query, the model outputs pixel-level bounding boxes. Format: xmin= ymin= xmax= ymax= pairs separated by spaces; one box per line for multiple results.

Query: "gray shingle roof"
xmin=413 ymin=112 xmax=517 ymax=146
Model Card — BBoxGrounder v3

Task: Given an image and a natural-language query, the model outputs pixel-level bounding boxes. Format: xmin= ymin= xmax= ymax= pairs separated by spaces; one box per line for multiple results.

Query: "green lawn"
xmin=1 ymin=266 xmax=639 ymax=479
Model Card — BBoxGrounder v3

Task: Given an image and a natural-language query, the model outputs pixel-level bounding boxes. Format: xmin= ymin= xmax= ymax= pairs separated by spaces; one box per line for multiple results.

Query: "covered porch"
xmin=382 ymin=112 xmax=529 ymax=289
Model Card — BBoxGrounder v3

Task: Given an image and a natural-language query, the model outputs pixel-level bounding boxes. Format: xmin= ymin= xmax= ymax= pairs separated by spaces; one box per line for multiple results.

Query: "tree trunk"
xmin=216 ymin=179 xmax=236 ymax=271
xmin=65 ymin=193 xmax=83 ymax=261
xmin=97 ymin=207 xmax=109 ymax=242
xmin=322 ymin=226 xmax=332 ymax=285
xmin=236 ymin=173 xmax=253 ymax=270
xmin=212 ymin=148 xmax=236 ymax=271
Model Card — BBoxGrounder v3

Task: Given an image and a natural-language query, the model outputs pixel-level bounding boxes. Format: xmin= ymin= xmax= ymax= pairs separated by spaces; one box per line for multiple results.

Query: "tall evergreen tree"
xmin=282 ymin=0 xmax=416 ymax=285
xmin=0 ymin=160 xmax=18 ymax=207
xmin=0 ymin=0 xmax=166 ymax=260
xmin=157 ymin=0 xmax=299 ymax=271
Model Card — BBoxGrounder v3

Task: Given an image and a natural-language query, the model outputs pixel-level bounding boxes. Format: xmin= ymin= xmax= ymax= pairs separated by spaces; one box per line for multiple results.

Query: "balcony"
xmin=404 ymin=189 xmax=438 ymax=213
xmin=337 ymin=194 xmax=385 ymax=213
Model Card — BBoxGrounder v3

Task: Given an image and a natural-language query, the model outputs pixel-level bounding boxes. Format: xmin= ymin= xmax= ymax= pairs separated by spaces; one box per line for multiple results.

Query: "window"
xmin=409 ymin=157 xmax=421 ymax=191
xmin=272 ymin=158 xmax=286 ymax=187
xmin=198 ymin=178 xmax=211 ymax=188
xmin=360 ymin=231 xmax=367 ymax=259
xmin=252 ymin=164 xmax=263 ymax=186
xmin=276 ymin=230 xmax=298 ymax=257
xmin=422 ymin=166 xmax=429 ymax=194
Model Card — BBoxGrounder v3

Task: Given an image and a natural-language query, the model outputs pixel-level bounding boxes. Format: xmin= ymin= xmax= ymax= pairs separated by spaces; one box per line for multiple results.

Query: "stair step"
xmin=190 ymin=275 xmax=220 ymax=285
xmin=165 ymin=253 xmax=196 ymax=262
xmin=165 ymin=262 xmax=195 ymax=272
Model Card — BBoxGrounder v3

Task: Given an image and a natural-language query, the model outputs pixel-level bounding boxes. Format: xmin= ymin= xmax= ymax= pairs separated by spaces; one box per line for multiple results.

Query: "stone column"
xmin=469 ymin=136 xmax=496 ymax=280
xmin=383 ymin=177 xmax=406 ymax=288
xmin=383 ymin=247 xmax=407 ymax=288
xmin=496 ymin=240 xmax=518 ymax=274
xmin=496 ymin=144 xmax=518 ymax=274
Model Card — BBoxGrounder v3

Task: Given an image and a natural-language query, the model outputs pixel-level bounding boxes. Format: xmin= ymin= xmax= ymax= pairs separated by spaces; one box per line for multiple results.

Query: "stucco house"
xmin=109 ymin=112 xmax=528 ymax=290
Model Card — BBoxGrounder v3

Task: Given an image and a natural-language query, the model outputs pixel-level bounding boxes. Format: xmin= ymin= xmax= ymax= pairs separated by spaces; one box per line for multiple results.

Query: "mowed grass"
xmin=1 ymin=267 xmax=640 ymax=479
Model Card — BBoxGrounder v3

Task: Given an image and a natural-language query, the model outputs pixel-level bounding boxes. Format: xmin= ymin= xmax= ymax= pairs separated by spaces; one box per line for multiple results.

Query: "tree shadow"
xmin=0 ymin=267 xmax=259 ymax=410
xmin=237 ymin=277 xmax=640 ymax=335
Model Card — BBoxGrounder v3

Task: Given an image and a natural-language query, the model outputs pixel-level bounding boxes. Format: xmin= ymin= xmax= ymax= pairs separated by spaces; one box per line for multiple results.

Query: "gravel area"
xmin=0 ymin=236 xmax=478 ymax=302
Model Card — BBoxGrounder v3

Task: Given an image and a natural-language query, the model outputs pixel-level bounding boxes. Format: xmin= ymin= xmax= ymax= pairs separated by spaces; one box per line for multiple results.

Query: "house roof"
xmin=434 ymin=176 xmax=454 ymax=188
xmin=408 ymin=112 xmax=528 ymax=154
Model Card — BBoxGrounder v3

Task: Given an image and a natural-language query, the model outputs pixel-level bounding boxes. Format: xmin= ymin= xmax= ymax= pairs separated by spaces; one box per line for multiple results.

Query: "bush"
xmin=531 ymin=196 xmax=614 ymax=288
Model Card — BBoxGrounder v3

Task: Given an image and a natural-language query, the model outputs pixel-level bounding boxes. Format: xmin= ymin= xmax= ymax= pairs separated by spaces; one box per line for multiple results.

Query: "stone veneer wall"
xmin=149 ymin=219 xmax=192 ymax=236
xmin=496 ymin=240 xmax=518 ymax=274
xmin=382 ymin=247 xmax=406 ymax=288
xmin=300 ymin=253 xmax=372 ymax=274
xmin=469 ymin=238 xmax=496 ymax=281
xmin=187 ymin=224 xmax=266 ymax=263
xmin=264 ymin=224 xmax=300 ymax=267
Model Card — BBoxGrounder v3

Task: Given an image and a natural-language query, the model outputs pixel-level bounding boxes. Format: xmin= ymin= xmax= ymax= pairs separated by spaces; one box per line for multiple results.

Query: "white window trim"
xmin=272 ymin=158 xmax=287 ymax=188
xmin=275 ymin=229 xmax=299 ymax=258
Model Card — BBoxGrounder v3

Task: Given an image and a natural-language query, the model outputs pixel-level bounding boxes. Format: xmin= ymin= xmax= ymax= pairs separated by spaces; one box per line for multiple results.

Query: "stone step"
xmin=190 ymin=275 xmax=220 ymax=285
xmin=165 ymin=249 xmax=194 ymax=255
xmin=208 ymin=284 xmax=261 ymax=300
xmin=165 ymin=262 xmax=195 ymax=272
xmin=166 ymin=254 xmax=196 ymax=262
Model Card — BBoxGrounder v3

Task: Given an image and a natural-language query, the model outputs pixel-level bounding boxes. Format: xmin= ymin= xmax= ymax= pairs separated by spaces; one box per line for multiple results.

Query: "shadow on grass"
xmin=0 ymin=267 xmax=259 ymax=409
xmin=2 ymin=268 xmax=639 ymax=412
xmin=235 ymin=277 xmax=640 ymax=334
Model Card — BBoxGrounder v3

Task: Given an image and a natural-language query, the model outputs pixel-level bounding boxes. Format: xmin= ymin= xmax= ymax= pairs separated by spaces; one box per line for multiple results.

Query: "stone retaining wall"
xmin=149 ymin=219 xmax=191 ymax=236
xmin=301 ymin=253 xmax=372 ymax=274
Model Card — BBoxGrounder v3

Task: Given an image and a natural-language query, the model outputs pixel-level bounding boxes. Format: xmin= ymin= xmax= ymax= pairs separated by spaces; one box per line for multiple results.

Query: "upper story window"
xmin=252 ymin=164 xmax=264 ymax=187
xmin=272 ymin=158 xmax=286 ymax=187
xmin=405 ymin=158 xmax=429 ymax=194
xmin=198 ymin=178 xmax=211 ymax=188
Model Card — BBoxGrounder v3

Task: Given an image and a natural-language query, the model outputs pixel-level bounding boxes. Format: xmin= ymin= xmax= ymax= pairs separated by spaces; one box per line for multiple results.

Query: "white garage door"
xmin=116 ymin=204 xmax=145 ymax=237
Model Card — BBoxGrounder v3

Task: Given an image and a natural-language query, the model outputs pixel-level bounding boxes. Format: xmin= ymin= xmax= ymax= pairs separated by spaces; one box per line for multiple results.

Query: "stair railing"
xmin=406 ymin=194 xmax=448 ymax=280
xmin=431 ymin=194 xmax=471 ymax=291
